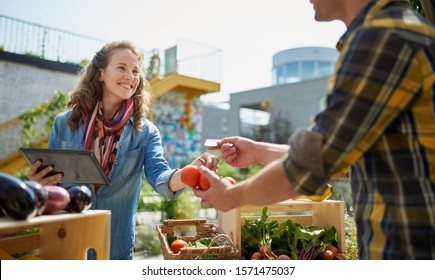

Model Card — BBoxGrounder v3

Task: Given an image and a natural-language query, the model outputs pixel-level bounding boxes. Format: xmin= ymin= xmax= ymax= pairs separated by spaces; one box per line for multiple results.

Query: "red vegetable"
xmin=181 ymin=165 xmax=200 ymax=188
xmin=170 ymin=239 xmax=188 ymax=254
xmin=198 ymin=174 xmax=210 ymax=191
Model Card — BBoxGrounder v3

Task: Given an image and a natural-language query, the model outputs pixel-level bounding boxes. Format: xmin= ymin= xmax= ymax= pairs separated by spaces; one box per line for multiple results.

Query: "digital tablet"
xmin=20 ymin=148 xmax=110 ymax=185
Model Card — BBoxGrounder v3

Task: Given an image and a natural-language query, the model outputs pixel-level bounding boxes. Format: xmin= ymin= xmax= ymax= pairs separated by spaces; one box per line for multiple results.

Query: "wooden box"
xmin=218 ymin=200 xmax=346 ymax=256
xmin=0 ymin=210 xmax=111 ymax=260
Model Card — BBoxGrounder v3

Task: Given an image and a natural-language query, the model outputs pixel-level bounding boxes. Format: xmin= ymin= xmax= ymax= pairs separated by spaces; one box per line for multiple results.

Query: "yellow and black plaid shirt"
xmin=284 ymin=0 xmax=435 ymax=259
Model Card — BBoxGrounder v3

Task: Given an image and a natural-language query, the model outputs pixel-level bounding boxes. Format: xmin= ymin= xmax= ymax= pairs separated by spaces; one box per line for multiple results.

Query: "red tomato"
xmin=181 ymin=165 xmax=200 ymax=188
xmin=198 ymin=174 xmax=210 ymax=191
xmin=224 ymin=176 xmax=236 ymax=185
xmin=170 ymin=239 xmax=188 ymax=254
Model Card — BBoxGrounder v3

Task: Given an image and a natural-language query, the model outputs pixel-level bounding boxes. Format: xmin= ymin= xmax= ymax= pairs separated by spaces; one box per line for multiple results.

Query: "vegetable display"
xmin=241 ymin=207 xmax=345 ymax=260
xmin=0 ymin=172 xmax=94 ymax=220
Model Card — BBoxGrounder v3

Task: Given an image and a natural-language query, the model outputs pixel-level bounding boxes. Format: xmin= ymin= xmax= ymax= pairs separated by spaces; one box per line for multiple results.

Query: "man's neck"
xmin=342 ymin=0 xmax=372 ymax=27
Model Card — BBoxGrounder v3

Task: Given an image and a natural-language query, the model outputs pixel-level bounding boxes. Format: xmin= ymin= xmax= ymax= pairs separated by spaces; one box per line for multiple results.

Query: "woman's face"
xmin=99 ymin=48 xmax=140 ymax=103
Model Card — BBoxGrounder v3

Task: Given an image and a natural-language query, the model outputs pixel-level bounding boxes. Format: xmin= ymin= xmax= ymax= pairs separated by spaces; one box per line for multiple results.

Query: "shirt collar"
xmin=335 ymin=0 xmax=407 ymax=50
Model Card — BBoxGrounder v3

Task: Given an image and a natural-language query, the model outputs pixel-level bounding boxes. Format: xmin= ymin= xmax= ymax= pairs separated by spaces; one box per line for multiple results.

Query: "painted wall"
xmin=153 ymin=92 xmax=203 ymax=168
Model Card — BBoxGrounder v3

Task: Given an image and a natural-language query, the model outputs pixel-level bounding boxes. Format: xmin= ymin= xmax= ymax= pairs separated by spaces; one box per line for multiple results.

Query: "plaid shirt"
xmin=284 ymin=0 xmax=435 ymax=259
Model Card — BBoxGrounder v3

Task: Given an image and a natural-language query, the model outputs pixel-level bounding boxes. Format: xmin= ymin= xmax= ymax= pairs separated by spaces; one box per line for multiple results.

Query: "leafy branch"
xmin=19 ymin=91 xmax=68 ymax=147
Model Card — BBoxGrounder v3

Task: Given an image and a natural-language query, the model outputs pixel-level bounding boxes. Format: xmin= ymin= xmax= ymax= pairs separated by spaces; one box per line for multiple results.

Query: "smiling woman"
xmin=24 ymin=40 xmax=220 ymax=260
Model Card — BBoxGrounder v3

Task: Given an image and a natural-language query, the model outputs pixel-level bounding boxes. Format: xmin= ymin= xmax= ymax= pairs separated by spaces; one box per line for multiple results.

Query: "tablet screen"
xmin=20 ymin=148 xmax=110 ymax=185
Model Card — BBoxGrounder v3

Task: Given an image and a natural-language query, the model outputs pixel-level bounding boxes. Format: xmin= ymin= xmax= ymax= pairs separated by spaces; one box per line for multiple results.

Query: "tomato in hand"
xmin=224 ymin=176 xmax=236 ymax=185
xmin=170 ymin=239 xmax=188 ymax=253
xmin=181 ymin=165 xmax=200 ymax=188
xmin=198 ymin=174 xmax=210 ymax=191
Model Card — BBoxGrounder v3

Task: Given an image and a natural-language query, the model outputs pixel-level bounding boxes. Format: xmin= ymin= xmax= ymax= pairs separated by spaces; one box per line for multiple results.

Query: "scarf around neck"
xmin=83 ymin=98 xmax=134 ymax=191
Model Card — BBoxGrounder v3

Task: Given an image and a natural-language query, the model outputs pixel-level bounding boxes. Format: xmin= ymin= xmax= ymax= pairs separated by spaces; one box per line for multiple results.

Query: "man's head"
xmin=309 ymin=0 xmax=372 ymax=26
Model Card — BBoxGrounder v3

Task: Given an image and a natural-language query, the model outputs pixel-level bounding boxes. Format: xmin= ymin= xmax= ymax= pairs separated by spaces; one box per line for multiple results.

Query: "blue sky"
xmin=0 ymin=0 xmax=346 ymax=103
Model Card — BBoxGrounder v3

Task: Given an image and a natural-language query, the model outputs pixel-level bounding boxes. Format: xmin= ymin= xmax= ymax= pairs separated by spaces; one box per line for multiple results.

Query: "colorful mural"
xmin=153 ymin=92 xmax=202 ymax=168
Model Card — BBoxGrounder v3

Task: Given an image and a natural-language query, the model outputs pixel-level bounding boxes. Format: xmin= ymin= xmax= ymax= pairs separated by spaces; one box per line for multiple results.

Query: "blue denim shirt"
xmin=48 ymin=110 xmax=184 ymax=259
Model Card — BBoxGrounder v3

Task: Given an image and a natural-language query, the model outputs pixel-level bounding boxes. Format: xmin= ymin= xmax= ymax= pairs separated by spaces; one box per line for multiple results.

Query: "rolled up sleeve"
xmin=154 ymin=169 xmax=184 ymax=200
xmin=283 ymin=129 xmax=329 ymax=196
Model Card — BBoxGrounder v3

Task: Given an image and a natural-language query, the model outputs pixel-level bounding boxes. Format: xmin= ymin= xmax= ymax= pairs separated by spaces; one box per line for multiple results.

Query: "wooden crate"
xmin=0 ymin=210 xmax=111 ymax=260
xmin=218 ymin=200 xmax=346 ymax=256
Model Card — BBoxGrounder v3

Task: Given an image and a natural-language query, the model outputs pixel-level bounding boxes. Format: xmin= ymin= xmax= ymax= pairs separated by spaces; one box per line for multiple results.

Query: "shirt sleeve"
xmin=283 ymin=26 xmax=422 ymax=195
xmin=143 ymin=122 xmax=184 ymax=200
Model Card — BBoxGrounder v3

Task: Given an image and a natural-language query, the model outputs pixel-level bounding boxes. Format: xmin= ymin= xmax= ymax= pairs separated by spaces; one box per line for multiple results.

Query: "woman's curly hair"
xmin=67 ymin=40 xmax=151 ymax=132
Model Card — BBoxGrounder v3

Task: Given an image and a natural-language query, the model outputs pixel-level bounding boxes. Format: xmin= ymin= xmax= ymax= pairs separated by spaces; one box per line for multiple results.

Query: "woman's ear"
xmin=98 ymin=69 xmax=104 ymax=81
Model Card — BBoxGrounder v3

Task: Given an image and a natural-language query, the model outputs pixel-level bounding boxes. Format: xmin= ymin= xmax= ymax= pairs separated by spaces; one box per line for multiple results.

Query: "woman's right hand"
xmin=27 ymin=160 xmax=63 ymax=186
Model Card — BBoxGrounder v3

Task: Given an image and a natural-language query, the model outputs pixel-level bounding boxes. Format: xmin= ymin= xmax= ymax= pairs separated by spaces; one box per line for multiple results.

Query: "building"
xmin=202 ymin=46 xmax=339 ymax=144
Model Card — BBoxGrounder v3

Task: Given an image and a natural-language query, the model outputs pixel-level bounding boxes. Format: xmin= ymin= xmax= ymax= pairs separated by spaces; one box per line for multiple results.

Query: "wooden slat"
xmin=0 ymin=233 xmax=40 ymax=255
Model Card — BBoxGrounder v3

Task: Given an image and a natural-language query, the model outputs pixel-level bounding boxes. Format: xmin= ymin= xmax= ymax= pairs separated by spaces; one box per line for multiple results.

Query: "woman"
xmin=27 ymin=40 xmax=218 ymax=260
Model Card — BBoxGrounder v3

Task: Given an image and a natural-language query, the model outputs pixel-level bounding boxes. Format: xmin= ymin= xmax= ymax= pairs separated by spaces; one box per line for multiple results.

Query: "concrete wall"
xmin=0 ymin=52 xmax=79 ymax=124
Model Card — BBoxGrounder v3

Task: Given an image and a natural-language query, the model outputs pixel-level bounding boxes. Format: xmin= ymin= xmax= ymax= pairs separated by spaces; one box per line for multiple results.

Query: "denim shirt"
xmin=48 ymin=110 xmax=184 ymax=259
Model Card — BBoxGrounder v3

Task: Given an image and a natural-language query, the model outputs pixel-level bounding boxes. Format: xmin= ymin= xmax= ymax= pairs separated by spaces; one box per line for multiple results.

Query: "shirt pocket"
xmin=121 ymin=146 xmax=144 ymax=178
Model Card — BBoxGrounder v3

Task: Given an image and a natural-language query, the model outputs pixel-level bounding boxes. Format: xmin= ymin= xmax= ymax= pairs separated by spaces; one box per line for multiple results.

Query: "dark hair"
xmin=67 ymin=40 xmax=151 ymax=131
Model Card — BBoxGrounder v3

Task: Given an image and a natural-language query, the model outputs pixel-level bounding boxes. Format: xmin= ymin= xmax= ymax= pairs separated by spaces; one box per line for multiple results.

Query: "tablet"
xmin=20 ymin=148 xmax=110 ymax=185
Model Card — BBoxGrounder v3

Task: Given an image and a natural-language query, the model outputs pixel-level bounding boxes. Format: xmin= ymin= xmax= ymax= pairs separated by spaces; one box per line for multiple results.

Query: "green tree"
xmin=409 ymin=0 xmax=435 ymax=24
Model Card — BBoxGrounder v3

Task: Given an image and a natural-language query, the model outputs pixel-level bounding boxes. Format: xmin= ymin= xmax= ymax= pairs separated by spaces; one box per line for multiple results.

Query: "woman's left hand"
xmin=192 ymin=152 xmax=219 ymax=172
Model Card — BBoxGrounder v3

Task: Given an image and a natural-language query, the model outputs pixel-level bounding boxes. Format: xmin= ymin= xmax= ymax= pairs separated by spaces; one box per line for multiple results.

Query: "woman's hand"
xmin=27 ymin=160 xmax=63 ymax=186
xmin=191 ymin=152 xmax=219 ymax=172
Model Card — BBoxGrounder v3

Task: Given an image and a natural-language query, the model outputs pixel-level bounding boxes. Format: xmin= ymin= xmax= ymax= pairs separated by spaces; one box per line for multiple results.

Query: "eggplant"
xmin=43 ymin=185 xmax=70 ymax=214
xmin=23 ymin=181 xmax=48 ymax=216
xmin=65 ymin=185 xmax=93 ymax=213
xmin=0 ymin=172 xmax=38 ymax=220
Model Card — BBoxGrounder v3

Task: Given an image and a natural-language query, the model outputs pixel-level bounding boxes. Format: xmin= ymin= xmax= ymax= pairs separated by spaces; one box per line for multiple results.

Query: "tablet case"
xmin=20 ymin=148 xmax=110 ymax=185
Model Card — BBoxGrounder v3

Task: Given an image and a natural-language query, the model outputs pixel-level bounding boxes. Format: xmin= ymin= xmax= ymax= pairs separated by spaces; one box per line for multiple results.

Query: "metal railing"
xmin=0 ymin=14 xmax=222 ymax=82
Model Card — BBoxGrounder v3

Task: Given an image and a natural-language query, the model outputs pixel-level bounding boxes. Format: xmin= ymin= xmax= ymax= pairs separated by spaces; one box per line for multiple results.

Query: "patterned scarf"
xmin=83 ymin=98 xmax=134 ymax=191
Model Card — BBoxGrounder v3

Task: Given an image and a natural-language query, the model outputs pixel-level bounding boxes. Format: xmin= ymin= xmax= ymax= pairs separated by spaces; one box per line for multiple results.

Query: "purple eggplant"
xmin=0 ymin=172 xmax=38 ymax=220
xmin=23 ymin=181 xmax=48 ymax=216
xmin=65 ymin=185 xmax=93 ymax=213
xmin=43 ymin=185 xmax=70 ymax=214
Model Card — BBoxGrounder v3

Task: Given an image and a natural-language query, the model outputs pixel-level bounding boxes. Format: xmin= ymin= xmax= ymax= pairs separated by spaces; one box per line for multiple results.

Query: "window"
xmin=276 ymin=65 xmax=285 ymax=85
xmin=285 ymin=62 xmax=300 ymax=83
xmin=301 ymin=61 xmax=315 ymax=80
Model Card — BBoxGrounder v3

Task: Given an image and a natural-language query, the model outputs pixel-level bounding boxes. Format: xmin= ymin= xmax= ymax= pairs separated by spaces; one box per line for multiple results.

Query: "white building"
xmin=202 ymin=46 xmax=339 ymax=145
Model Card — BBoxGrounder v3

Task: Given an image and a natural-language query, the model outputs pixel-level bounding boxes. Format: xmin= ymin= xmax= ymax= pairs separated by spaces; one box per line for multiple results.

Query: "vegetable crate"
xmin=218 ymin=200 xmax=346 ymax=256
xmin=0 ymin=210 xmax=111 ymax=260
xmin=156 ymin=219 xmax=239 ymax=260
